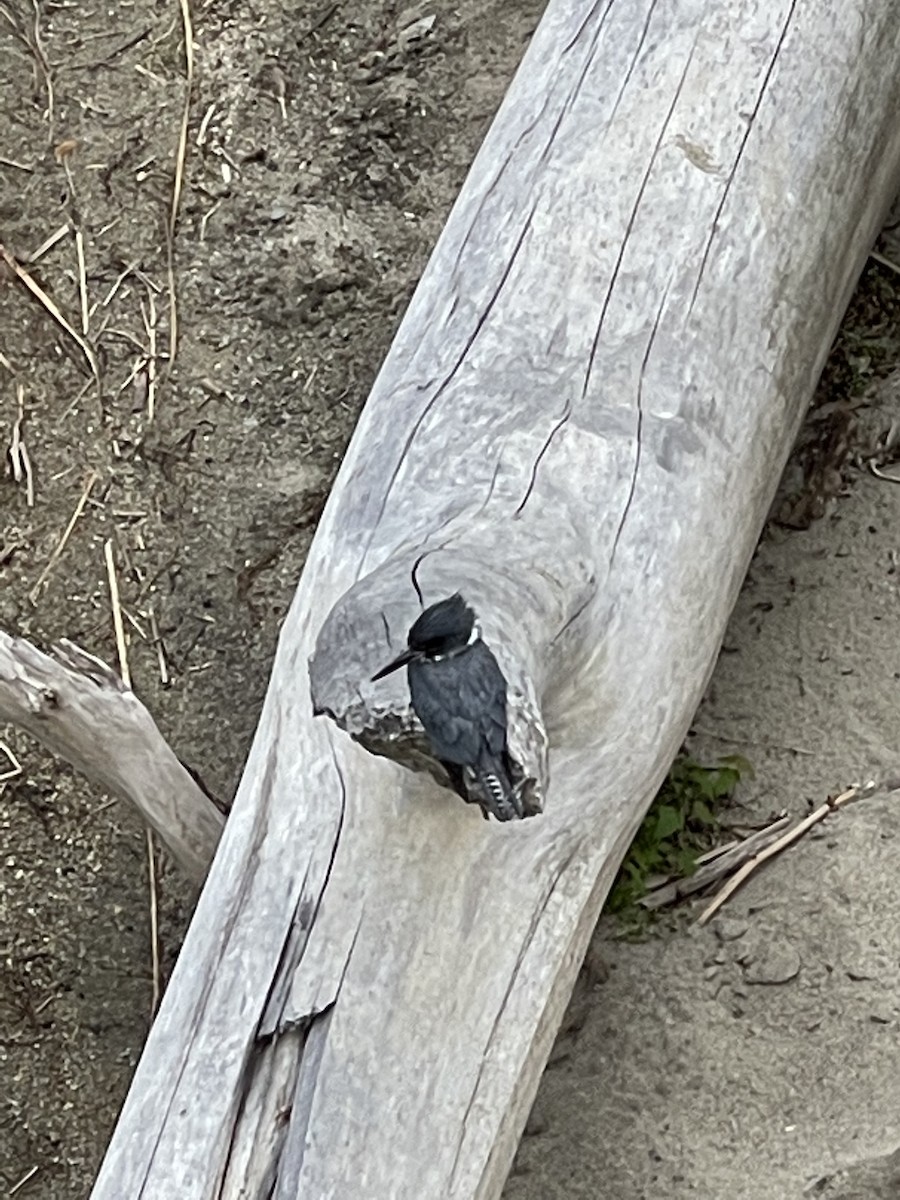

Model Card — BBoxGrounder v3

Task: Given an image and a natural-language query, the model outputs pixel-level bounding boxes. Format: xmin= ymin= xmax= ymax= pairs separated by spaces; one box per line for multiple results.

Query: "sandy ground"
xmin=508 ymin=431 xmax=900 ymax=1199
xmin=2 ymin=0 xmax=900 ymax=1197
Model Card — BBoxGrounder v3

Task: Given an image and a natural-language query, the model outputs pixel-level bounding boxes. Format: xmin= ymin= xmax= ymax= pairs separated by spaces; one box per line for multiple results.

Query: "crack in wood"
xmin=610 ymin=279 xmax=671 ymax=563
xmin=276 ymin=736 xmax=349 ymax=1032
xmin=537 ymin=7 xmax=609 ymax=167
xmin=271 ymin=1008 xmax=335 ymax=1195
xmin=257 ymin=860 xmax=315 ymax=1039
xmin=548 ymin=582 xmax=596 ymax=648
xmin=513 ymin=403 xmax=572 ymax=516
xmin=409 ymin=453 xmax=504 ymax=577
xmin=607 ymin=0 xmax=661 ymax=126
xmin=562 ymin=0 xmax=615 ymax=56
xmin=358 ymin=206 xmax=537 ymax=577
xmin=449 ymin=842 xmax=581 ymax=1191
xmin=134 ymin=742 xmax=283 ymax=1194
xmin=518 ymin=29 xmax=694 ymax=525
xmin=216 ymin=748 xmax=355 ymax=1197
xmin=581 ymin=37 xmax=695 ymax=405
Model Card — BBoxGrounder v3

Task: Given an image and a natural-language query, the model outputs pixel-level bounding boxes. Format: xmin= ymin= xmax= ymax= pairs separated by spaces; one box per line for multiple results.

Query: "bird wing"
xmin=409 ymin=641 xmax=508 ymax=767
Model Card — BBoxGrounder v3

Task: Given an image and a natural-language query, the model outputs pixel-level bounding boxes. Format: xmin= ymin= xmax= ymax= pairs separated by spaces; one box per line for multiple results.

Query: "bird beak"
xmin=371 ymin=647 xmax=417 ymax=681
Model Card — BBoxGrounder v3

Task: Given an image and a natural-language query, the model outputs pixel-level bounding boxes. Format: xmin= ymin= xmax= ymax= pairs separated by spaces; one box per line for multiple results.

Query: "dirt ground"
xmin=1 ymin=0 xmax=900 ymax=1197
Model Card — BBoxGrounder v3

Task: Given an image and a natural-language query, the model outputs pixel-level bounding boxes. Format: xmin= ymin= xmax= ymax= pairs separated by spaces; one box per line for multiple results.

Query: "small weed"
xmin=606 ymin=753 xmax=752 ymax=919
xmin=816 ymin=259 xmax=900 ymax=401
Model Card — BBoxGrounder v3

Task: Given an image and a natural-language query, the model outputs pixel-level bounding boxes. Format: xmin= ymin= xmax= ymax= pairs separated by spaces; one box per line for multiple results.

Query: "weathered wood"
xmin=93 ymin=1 xmax=900 ymax=1197
xmin=0 ymin=632 xmax=223 ymax=881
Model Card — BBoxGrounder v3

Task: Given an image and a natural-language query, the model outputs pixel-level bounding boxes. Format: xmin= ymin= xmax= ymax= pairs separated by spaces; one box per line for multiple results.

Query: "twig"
xmin=31 ymin=0 xmax=54 ymax=137
xmin=0 ymin=243 xmax=99 ymax=384
xmin=141 ymin=289 xmax=158 ymax=420
xmin=29 ymin=470 xmax=98 ymax=603
xmin=196 ymin=100 xmax=215 ymax=145
xmin=146 ymin=827 xmax=161 ymax=1016
xmin=133 ymin=268 xmax=163 ymax=295
xmin=148 ymin=607 xmax=170 ymax=685
xmin=103 ymin=539 xmax=131 ymax=688
xmin=19 ymin=442 xmax=34 ymax=508
xmin=99 ymin=260 xmax=137 ymax=309
xmin=0 ymin=739 xmax=23 ymax=784
xmin=696 ymin=783 xmax=875 ymax=925
xmin=18 ymin=384 xmax=34 ymax=507
xmin=26 ymin=222 xmax=69 ymax=263
xmin=102 ymin=326 xmax=145 ymax=353
xmin=8 ymin=382 xmax=35 ymax=507
xmin=76 ymin=796 xmax=119 ymax=832
xmin=198 ymin=199 xmax=221 ymax=242
xmin=32 ymin=991 xmax=57 ymax=1016
xmin=869 ymin=249 xmax=900 ymax=277
xmin=868 ymin=460 xmax=900 ymax=485
xmin=693 ymin=839 xmax=739 ymax=865
xmin=74 ymin=227 xmax=89 ymax=335
xmin=121 ymin=606 xmax=148 ymax=641
xmin=95 ymin=216 xmax=121 ymax=239
xmin=134 ymin=62 xmax=166 ymax=86
xmin=8 ymin=1164 xmax=39 ymax=1197
xmin=65 ymin=23 xmax=153 ymax=70
xmin=115 ymin=356 xmax=148 ymax=397
xmin=264 ymin=64 xmax=287 ymax=121
xmin=166 ymin=0 xmax=194 ymax=369
xmin=58 ymin=377 xmax=94 ymax=423
xmin=56 ymin=137 xmax=78 ymax=199
xmin=640 ymin=815 xmax=791 ymax=909
xmin=0 ymin=156 xmax=33 ymax=172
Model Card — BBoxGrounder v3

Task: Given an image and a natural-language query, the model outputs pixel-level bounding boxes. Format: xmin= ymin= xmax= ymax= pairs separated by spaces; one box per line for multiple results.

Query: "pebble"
xmin=744 ymin=941 xmax=801 ymax=984
xmin=712 ymin=916 xmax=749 ymax=942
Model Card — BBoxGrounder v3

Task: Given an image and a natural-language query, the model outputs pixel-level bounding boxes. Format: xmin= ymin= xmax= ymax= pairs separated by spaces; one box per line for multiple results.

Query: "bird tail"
xmin=472 ymin=753 xmax=523 ymax=822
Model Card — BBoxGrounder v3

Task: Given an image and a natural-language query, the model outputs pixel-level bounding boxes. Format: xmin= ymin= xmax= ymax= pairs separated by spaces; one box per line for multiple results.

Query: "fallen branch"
xmin=696 ymin=780 xmax=895 ymax=925
xmin=0 ymin=631 xmax=223 ymax=881
xmin=640 ymin=814 xmax=791 ymax=909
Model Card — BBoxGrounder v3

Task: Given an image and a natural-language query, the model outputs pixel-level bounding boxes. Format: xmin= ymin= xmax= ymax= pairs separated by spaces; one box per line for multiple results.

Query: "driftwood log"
xmin=0 ymin=633 xmax=222 ymax=881
xmin=93 ymin=0 xmax=900 ymax=1196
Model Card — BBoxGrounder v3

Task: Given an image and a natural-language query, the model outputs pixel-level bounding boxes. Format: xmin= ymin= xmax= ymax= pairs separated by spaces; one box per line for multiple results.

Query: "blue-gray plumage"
xmin=371 ymin=594 xmax=522 ymax=821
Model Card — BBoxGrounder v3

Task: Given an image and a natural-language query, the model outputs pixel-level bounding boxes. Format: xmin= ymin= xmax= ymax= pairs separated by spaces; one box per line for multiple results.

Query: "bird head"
xmin=371 ymin=593 xmax=477 ymax=680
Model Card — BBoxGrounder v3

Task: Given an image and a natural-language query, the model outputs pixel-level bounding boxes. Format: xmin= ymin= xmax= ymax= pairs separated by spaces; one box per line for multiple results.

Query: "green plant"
xmin=606 ymin=753 xmax=752 ymax=916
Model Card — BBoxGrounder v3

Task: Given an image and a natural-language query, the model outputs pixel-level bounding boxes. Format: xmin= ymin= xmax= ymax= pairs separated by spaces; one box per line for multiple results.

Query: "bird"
xmin=371 ymin=593 xmax=523 ymax=821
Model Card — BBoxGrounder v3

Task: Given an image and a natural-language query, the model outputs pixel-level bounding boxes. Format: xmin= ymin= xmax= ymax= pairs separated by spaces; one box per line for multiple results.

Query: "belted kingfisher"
xmin=371 ymin=593 xmax=523 ymax=821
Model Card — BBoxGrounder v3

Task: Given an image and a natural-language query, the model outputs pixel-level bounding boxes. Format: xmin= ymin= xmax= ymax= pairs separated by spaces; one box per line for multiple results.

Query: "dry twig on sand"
xmin=696 ymin=780 xmax=891 ymax=925
xmin=165 ymin=0 xmax=194 ymax=370
xmin=103 ymin=538 xmax=132 ymax=688
xmin=29 ymin=471 xmax=98 ymax=604
xmin=0 ymin=243 xmax=100 ymax=385
xmin=640 ymin=814 xmax=791 ymax=910
xmin=0 ymin=738 xmax=23 ymax=785
xmin=146 ymin=827 xmax=162 ymax=1016
xmin=7 ymin=382 xmax=35 ymax=507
